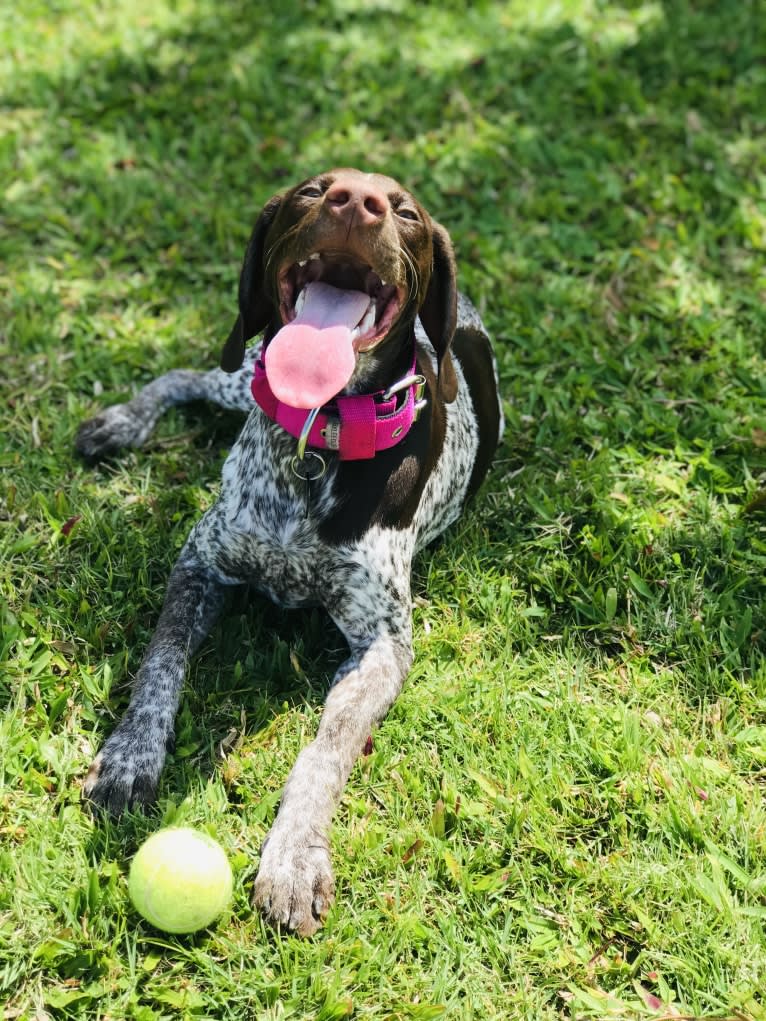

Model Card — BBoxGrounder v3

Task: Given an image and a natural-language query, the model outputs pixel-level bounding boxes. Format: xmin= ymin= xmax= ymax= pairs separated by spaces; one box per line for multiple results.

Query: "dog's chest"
xmin=192 ymin=417 xmax=338 ymax=605
xmin=187 ymin=354 xmax=482 ymax=608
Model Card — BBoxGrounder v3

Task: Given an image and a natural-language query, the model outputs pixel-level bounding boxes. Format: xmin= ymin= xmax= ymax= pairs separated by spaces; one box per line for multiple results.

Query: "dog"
xmin=78 ymin=168 xmax=503 ymax=936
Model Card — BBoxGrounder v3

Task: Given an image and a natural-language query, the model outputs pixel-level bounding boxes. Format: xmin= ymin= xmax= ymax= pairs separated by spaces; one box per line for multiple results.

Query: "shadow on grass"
xmin=4 ymin=0 xmax=763 ymax=280
xmin=3 ymin=0 xmax=765 ymax=726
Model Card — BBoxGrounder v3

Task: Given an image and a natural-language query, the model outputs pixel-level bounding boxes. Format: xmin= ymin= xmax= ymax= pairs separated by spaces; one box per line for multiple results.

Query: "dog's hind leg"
xmin=83 ymin=558 xmax=232 ymax=815
xmin=76 ymin=349 xmax=259 ymax=460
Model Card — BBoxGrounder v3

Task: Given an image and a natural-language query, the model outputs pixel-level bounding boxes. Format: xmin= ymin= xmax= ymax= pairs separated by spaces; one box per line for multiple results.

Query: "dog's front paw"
xmin=83 ymin=728 xmax=167 ymax=816
xmin=253 ymin=824 xmax=335 ymax=937
xmin=76 ymin=403 xmax=155 ymax=460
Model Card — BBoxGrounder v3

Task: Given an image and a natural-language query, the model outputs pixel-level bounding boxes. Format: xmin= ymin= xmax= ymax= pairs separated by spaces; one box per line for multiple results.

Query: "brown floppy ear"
xmin=220 ymin=194 xmax=283 ymax=372
xmin=418 ymin=221 xmax=458 ymax=402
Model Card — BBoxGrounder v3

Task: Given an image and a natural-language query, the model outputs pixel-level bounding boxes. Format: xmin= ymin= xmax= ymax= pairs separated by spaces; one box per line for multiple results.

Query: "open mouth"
xmin=278 ymin=253 xmax=403 ymax=352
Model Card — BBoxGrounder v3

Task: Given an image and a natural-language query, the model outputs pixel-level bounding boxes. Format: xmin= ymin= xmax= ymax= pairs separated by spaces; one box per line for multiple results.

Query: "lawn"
xmin=2 ymin=0 xmax=766 ymax=1018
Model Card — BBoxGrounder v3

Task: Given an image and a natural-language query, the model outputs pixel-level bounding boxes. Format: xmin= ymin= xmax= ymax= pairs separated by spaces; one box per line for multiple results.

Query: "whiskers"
xmin=264 ymin=221 xmax=304 ymax=280
xmin=399 ymin=244 xmax=420 ymax=306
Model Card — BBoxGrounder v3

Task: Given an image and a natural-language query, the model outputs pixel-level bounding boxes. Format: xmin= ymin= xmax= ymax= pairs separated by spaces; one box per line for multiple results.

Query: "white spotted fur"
xmin=80 ymin=302 xmax=501 ymax=936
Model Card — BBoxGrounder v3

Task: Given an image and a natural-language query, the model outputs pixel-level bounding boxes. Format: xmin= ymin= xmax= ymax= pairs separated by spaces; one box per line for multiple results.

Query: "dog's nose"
xmin=325 ymin=177 xmax=389 ymax=226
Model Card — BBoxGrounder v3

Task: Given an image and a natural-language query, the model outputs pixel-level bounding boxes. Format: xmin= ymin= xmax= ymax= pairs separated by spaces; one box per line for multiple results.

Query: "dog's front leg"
xmin=76 ymin=354 xmax=257 ymax=460
xmin=253 ymin=602 xmax=413 ymax=937
xmin=83 ymin=560 xmax=229 ymax=814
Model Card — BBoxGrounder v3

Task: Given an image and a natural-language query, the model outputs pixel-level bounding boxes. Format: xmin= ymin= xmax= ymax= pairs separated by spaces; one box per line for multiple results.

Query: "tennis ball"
xmin=128 ymin=827 xmax=233 ymax=934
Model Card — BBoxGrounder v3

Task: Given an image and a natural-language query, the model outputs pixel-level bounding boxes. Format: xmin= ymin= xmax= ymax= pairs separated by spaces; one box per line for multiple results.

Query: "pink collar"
xmin=251 ymin=351 xmax=426 ymax=461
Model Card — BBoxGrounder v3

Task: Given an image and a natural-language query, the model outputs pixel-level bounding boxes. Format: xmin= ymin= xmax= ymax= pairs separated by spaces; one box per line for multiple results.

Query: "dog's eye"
xmin=297 ymin=184 xmax=323 ymax=199
xmin=396 ymin=206 xmax=419 ymax=222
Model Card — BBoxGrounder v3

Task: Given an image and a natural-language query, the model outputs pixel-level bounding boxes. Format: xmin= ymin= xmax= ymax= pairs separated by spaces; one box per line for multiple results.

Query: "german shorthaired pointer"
xmin=78 ymin=168 xmax=503 ymax=936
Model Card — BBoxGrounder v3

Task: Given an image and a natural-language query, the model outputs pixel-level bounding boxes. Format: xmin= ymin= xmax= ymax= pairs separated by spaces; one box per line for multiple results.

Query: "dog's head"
xmin=220 ymin=168 xmax=458 ymax=402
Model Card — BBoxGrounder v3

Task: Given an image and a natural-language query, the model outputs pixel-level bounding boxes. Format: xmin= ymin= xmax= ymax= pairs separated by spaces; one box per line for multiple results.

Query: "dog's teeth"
xmin=308 ymin=252 xmax=320 ymax=261
xmin=352 ymin=301 xmax=377 ymax=340
xmin=298 ymin=259 xmax=307 ymax=268
xmin=294 ymin=288 xmax=307 ymax=316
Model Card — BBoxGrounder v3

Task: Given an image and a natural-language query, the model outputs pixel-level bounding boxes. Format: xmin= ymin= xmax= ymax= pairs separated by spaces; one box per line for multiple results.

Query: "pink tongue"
xmin=265 ymin=282 xmax=371 ymax=409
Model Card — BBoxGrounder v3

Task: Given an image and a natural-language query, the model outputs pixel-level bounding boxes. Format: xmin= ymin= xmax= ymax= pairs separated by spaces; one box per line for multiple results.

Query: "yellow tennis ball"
xmin=128 ymin=827 xmax=233 ymax=934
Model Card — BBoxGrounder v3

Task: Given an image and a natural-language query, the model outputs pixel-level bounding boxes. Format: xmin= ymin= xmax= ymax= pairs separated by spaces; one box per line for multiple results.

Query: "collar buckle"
xmin=413 ymin=375 xmax=427 ymax=420
xmin=382 ymin=373 xmax=425 ymax=403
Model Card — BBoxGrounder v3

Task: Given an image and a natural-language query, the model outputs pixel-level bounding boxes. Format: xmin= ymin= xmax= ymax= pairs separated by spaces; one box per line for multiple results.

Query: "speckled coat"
xmin=79 ymin=170 xmax=503 ymax=936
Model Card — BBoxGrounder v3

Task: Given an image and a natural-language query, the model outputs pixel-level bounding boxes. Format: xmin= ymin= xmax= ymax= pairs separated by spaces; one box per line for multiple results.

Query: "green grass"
xmin=2 ymin=0 xmax=766 ymax=1017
